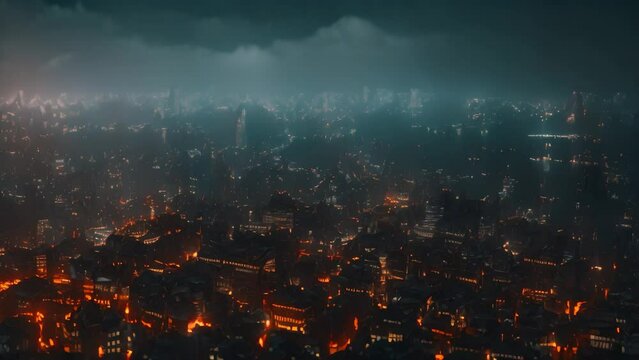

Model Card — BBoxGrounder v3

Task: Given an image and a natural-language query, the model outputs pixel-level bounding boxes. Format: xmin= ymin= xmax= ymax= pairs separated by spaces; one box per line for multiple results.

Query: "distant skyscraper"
xmin=167 ymin=87 xmax=180 ymax=116
xmin=362 ymin=86 xmax=370 ymax=104
xmin=499 ymin=176 xmax=516 ymax=200
xmin=9 ymin=90 xmax=26 ymax=109
xmin=161 ymin=127 xmax=167 ymax=145
xmin=322 ymin=93 xmax=329 ymax=113
xmin=210 ymin=157 xmax=233 ymax=202
xmin=36 ymin=219 xmax=54 ymax=247
xmin=235 ymin=107 xmax=247 ymax=148
xmin=566 ymin=90 xmax=585 ymax=124
xmin=35 ymin=254 xmax=47 ymax=278
xmin=409 ymin=88 xmax=422 ymax=116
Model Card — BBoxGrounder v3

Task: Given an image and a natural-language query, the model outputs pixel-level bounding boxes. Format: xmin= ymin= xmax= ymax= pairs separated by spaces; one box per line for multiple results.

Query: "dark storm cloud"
xmin=1 ymin=0 xmax=638 ymax=97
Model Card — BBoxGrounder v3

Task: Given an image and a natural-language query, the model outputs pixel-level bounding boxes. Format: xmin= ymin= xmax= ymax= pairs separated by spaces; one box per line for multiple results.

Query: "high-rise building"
xmin=36 ymin=219 xmax=54 ymax=247
xmin=409 ymin=88 xmax=422 ymax=115
xmin=85 ymin=226 xmax=113 ymax=247
xmin=35 ymin=254 xmax=47 ymax=278
xmin=413 ymin=205 xmax=442 ymax=239
xmin=167 ymin=87 xmax=180 ymax=116
xmin=362 ymin=86 xmax=370 ymax=103
xmin=499 ymin=176 xmax=516 ymax=200
xmin=161 ymin=127 xmax=167 ymax=145
xmin=566 ymin=90 xmax=585 ymax=124
xmin=235 ymin=107 xmax=247 ymax=148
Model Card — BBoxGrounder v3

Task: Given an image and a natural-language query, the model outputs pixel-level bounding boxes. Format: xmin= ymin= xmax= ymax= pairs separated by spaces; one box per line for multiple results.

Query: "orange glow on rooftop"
xmin=0 ymin=279 xmax=21 ymax=292
xmin=329 ymin=338 xmax=351 ymax=355
xmin=187 ymin=316 xmax=212 ymax=333
xmin=573 ymin=301 xmax=585 ymax=315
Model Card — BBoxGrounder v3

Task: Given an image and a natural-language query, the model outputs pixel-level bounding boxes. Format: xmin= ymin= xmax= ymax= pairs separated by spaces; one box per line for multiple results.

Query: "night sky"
xmin=1 ymin=0 xmax=638 ymax=98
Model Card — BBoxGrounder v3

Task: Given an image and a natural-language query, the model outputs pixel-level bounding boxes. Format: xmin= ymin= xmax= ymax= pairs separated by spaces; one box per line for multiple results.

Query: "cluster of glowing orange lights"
xmin=187 ymin=316 xmax=212 ymax=333
xmin=565 ymin=300 xmax=586 ymax=316
xmin=0 ymin=279 xmax=21 ymax=292
xmin=32 ymin=311 xmax=56 ymax=351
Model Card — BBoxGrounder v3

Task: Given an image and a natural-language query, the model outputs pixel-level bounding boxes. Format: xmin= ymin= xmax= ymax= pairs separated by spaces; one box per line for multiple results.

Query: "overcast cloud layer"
xmin=1 ymin=0 xmax=638 ymax=98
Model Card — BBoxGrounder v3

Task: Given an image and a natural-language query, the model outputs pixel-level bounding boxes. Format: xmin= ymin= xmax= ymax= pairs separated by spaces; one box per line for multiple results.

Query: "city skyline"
xmin=1 ymin=1 xmax=639 ymax=359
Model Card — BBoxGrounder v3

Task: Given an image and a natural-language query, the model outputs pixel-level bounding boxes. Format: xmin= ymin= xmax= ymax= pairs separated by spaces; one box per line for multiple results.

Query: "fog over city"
xmin=2 ymin=0 xmax=639 ymax=98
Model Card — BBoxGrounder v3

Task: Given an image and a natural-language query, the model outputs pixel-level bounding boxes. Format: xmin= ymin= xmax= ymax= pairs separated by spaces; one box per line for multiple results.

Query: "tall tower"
xmin=362 ymin=86 xmax=370 ymax=104
xmin=235 ymin=107 xmax=247 ymax=149
xmin=167 ymin=87 xmax=179 ymax=116
xmin=566 ymin=90 xmax=585 ymax=125
xmin=36 ymin=219 xmax=54 ymax=247
xmin=161 ymin=127 xmax=167 ymax=145
xmin=409 ymin=88 xmax=421 ymax=116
